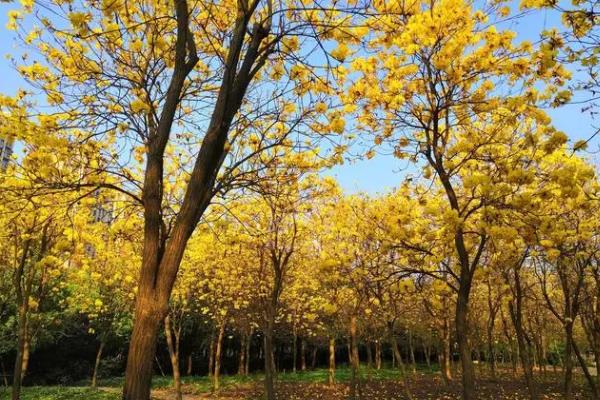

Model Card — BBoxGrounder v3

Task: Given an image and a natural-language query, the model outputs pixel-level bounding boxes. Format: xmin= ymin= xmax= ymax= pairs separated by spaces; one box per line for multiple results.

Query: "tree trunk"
xmin=441 ymin=314 xmax=453 ymax=383
xmin=375 ymin=341 xmax=382 ymax=370
xmin=572 ymin=337 xmax=599 ymax=399
xmin=292 ymin=329 xmax=297 ymax=373
xmin=300 ymin=339 xmax=307 ymax=371
xmin=328 ymin=337 xmax=336 ymax=386
xmin=366 ymin=342 xmax=373 ymax=368
xmin=91 ymin=340 xmax=105 ymax=388
xmin=408 ymin=331 xmax=416 ymax=374
xmin=187 ymin=354 xmax=193 ymax=376
xmin=389 ymin=325 xmax=413 ymax=400
xmin=349 ymin=315 xmax=361 ymax=400
xmin=238 ymin=334 xmax=246 ymax=375
xmin=245 ymin=327 xmax=253 ymax=376
xmin=456 ymin=283 xmax=475 ymax=400
xmin=208 ymin=329 xmax=215 ymax=378
xmin=424 ymin=344 xmax=431 ymax=369
xmin=123 ymin=299 xmax=164 ymax=400
xmin=507 ymin=265 xmax=537 ymax=400
xmin=311 ymin=346 xmax=317 ymax=369
xmin=11 ymin=301 xmax=29 ymax=400
xmin=564 ymin=322 xmax=574 ymax=400
xmin=264 ymin=326 xmax=275 ymax=400
xmin=164 ymin=316 xmax=182 ymax=400
xmin=213 ymin=321 xmax=226 ymax=391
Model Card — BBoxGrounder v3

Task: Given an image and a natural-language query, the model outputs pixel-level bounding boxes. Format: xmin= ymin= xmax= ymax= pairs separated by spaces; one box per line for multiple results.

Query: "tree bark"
xmin=292 ymin=329 xmax=297 ymax=373
xmin=91 ymin=340 xmax=105 ymax=388
xmin=164 ymin=316 xmax=182 ymax=400
xmin=208 ymin=328 xmax=215 ymax=378
xmin=264 ymin=324 xmax=275 ymax=400
xmin=349 ymin=315 xmax=361 ymax=400
xmin=300 ymin=339 xmax=306 ymax=371
xmin=238 ymin=334 xmax=246 ymax=375
xmin=213 ymin=321 xmax=226 ymax=391
xmin=375 ymin=341 xmax=382 ymax=370
xmin=456 ymin=279 xmax=476 ymax=400
xmin=328 ymin=337 xmax=336 ymax=386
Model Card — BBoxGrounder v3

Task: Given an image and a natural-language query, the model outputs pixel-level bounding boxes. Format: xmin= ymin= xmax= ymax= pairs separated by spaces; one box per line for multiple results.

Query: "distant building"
xmin=0 ymin=136 xmax=13 ymax=170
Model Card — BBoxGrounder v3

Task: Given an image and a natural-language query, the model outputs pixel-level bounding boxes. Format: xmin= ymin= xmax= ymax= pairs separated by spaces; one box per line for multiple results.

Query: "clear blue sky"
xmin=0 ymin=2 xmax=596 ymax=195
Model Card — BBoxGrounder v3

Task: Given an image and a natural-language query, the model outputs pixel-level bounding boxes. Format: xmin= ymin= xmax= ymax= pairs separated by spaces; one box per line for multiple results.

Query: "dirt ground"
xmin=143 ymin=372 xmax=592 ymax=400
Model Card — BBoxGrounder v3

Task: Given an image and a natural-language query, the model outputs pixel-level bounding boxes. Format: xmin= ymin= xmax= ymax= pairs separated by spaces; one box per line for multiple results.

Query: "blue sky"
xmin=0 ymin=2 xmax=596 ymax=195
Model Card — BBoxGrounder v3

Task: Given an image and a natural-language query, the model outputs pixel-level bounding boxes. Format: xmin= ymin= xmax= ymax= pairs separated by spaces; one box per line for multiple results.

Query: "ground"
xmin=0 ymin=367 xmax=592 ymax=400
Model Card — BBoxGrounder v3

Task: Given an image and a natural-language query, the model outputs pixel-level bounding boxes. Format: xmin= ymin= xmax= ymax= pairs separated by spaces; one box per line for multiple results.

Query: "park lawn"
xmin=0 ymin=366 xmax=415 ymax=399
xmin=0 ymin=386 xmax=120 ymax=400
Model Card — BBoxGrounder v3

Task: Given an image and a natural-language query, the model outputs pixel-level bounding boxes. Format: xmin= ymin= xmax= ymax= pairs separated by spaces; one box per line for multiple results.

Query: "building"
xmin=0 ymin=135 xmax=13 ymax=171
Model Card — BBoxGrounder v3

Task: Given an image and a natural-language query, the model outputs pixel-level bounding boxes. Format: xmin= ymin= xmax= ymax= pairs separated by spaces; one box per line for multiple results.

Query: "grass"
xmin=0 ymin=386 xmax=120 ymax=400
xmin=0 ymin=366 xmax=425 ymax=399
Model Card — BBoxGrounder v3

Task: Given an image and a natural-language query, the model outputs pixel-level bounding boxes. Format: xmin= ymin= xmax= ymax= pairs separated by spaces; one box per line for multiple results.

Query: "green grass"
xmin=0 ymin=386 xmax=120 ymax=400
xmin=0 ymin=366 xmax=432 ymax=399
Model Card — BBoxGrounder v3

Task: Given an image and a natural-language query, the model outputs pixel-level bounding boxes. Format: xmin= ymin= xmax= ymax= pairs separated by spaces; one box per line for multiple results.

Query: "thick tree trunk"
xmin=165 ymin=316 xmax=182 ymax=400
xmin=328 ymin=338 xmax=336 ymax=386
xmin=123 ymin=299 xmax=164 ymax=400
xmin=91 ymin=340 xmax=105 ymax=388
xmin=213 ymin=321 xmax=226 ymax=391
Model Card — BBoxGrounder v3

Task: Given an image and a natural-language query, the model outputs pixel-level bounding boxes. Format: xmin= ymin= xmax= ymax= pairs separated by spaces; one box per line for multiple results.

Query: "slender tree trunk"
xmin=349 ymin=315 xmax=361 ymax=400
xmin=292 ymin=329 xmax=297 ymax=373
xmin=375 ymin=341 xmax=382 ymax=370
xmin=300 ymin=339 xmax=306 ymax=371
xmin=11 ymin=301 xmax=29 ymax=400
xmin=507 ymin=266 xmax=537 ymax=400
xmin=311 ymin=346 xmax=317 ymax=369
xmin=213 ymin=321 xmax=226 ymax=391
xmin=2 ymin=360 xmax=8 ymax=387
xmin=366 ymin=342 xmax=373 ymax=368
xmin=91 ymin=340 xmax=105 ymax=388
xmin=424 ymin=344 xmax=431 ymax=369
xmin=264 ymin=321 xmax=275 ymax=400
xmin=208 ymin=329 xmax=215 ymax=378
xmin=389 ymin=325 xmax=413 ymax=400
xmin=164 ymin=316 xmax=182 ymax=400
xmin=456 ymin=283 xmax=475 ymax=400
xmin=572 ymin=338 xmax=599 ymax=399
xmin=441 ymin=314 xmax=453 ymax=383
xmin=408 ymin=331 xmax=416 ymax=374
xmin=245 ymin=327 xmax=253 ymax=376
xmin=238 ymin=334 xmax=246 ymax=375
xmin=187 ymin=354 xmax=193 ymax=376
xmin=328 ymin=337 xmax=336 ymax=386
xmin=486 ymin=323 xmax=496 ymax=380
xmin=564 ymin=322 xmax=574 ymax=400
